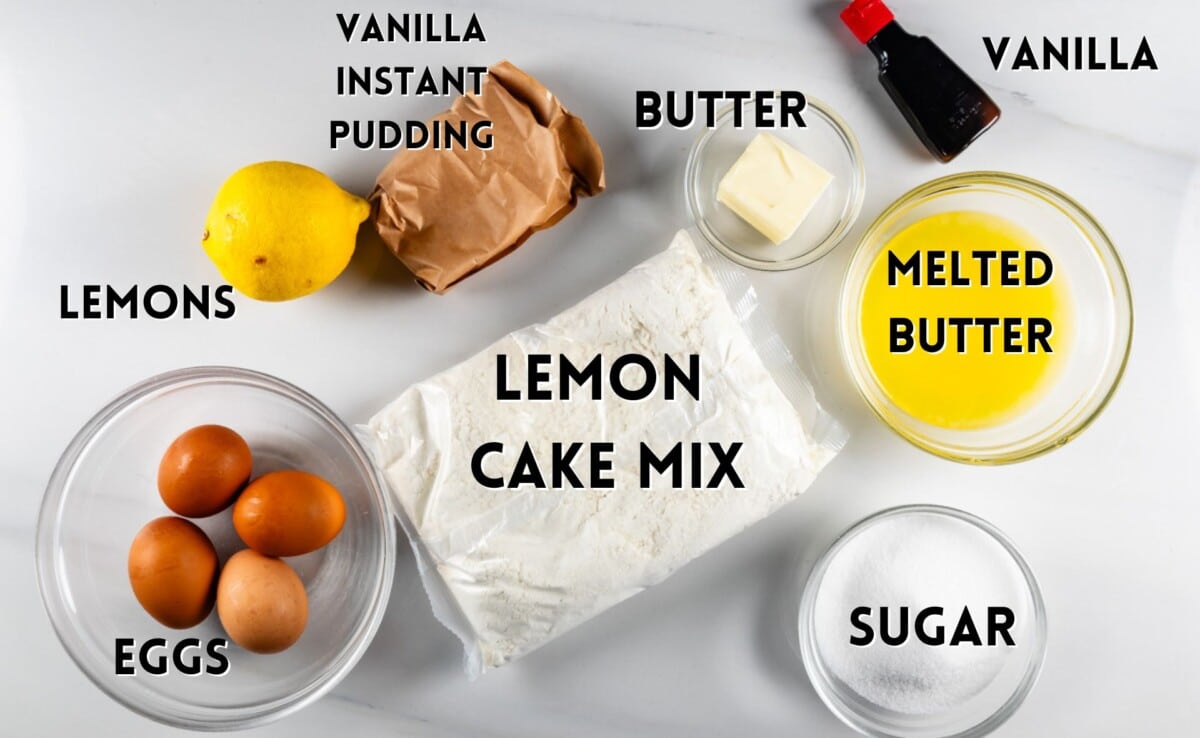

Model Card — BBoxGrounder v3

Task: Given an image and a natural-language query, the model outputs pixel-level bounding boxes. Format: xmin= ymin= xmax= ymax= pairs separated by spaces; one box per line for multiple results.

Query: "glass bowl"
xmin=685 ymin=93 xmax=865 ymax=270
xmin=798 ymin=505 xmax=1047 ymax=738
xmin=839 ymin=172 xmax=1133 ymax=463
xmin=35 ymin=366 xmax=396 ymax=730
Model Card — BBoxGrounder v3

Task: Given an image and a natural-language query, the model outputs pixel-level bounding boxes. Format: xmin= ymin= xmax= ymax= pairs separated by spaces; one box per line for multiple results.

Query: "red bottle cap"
xmin=840 ymin=0 xmax=895 ymax=44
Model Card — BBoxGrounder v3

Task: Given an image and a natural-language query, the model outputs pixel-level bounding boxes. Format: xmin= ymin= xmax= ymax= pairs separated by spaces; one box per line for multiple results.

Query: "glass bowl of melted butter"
xmin=839 ymin=172 xmax=1132 ymax=463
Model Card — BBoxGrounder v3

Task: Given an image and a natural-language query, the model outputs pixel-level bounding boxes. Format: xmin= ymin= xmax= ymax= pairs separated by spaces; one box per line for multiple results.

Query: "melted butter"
xmin=859 ymin=211 xmax=1073 ymax=430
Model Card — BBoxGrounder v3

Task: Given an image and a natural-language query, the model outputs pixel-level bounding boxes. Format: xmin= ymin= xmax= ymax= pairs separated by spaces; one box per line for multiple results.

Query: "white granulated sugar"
xmin=812 ymin=511 xmax=1035 ymax=716
xmin=369 ymin=230 xmax=842 ymax=673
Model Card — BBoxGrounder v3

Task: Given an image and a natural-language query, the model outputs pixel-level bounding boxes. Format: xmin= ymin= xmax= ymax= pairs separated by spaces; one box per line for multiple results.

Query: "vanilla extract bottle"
xmin=840 ymin=0 xmax=1000 ymax=162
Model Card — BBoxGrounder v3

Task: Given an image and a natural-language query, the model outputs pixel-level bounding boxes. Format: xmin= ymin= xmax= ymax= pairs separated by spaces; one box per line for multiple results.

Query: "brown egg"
xmin=233 ymin=470 xmax=346 ymax=557
xmin=158 ymin=424 xmax=253 ymax=517
xmin=217 ymin=549 xmax=308 ymax=654
xmin=128 ymin=517 xmax=218 ymax=629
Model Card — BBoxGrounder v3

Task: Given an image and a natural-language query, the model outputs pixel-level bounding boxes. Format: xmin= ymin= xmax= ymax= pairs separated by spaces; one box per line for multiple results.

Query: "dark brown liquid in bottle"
xmin=867 ymin=22 xmax=1000 ymax=162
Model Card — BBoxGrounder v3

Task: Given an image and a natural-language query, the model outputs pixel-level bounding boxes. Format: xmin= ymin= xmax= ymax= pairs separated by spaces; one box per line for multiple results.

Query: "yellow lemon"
xmin=202 ymin=161 xmax=370 ymax=301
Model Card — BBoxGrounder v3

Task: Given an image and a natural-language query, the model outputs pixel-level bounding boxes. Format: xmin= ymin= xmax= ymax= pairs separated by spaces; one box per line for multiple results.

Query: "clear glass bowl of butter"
xmin=839 ymin=172 xmax=1133 ymax=463
xmin=797 ymin=505 xmax=1048 ymax=738
xmin=685 ymin=93 xmax=865 ymax=270
xmin=35 ymin=366 xmax=396 ymax=729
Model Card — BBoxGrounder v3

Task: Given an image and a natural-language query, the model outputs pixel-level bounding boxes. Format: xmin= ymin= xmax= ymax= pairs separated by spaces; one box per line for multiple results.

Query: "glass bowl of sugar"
xmin=797 ymin=505 xmax=1046 ymax=738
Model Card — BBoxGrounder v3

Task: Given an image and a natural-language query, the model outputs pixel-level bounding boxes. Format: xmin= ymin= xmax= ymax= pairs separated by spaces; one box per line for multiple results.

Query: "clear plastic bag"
xmin=359 ymin=229 xmax=847 ymax=677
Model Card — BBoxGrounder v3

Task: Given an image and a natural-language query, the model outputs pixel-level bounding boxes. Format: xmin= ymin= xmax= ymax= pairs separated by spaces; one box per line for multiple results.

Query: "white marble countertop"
xmin=2 ymin=0 xmax=1198 ymax=735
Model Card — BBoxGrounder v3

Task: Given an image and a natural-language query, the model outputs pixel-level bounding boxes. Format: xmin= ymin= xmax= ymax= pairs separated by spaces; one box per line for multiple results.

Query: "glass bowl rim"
xmin=797 ymin=503 xmax=1048 ymax=738
xmin=34 ymin=365 xmax=397 ymax=731
xmin=837 ymin=170 xmax=1134 ymax=464
xmin=685 ymin=91 xmax=866 ymax=271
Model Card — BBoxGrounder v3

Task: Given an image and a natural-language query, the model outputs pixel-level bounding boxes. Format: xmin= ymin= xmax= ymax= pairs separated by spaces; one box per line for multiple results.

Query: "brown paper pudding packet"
xmin=369 ymin=60 xmax=605 ymax=293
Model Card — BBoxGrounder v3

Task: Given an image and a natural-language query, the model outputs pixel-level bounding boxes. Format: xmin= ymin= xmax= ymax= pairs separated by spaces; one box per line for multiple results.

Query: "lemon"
xmin=202 ymin=161 xmax=370 ymax=301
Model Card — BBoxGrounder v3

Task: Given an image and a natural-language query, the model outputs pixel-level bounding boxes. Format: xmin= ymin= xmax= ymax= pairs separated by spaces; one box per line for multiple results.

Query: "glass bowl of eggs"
xmin=35 ymin=366 xmax=396 ymax=730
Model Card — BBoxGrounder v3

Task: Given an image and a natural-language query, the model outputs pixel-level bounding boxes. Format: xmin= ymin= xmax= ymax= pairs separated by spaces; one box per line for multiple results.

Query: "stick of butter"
xmin=716 ymin=133 xmax=833 ymax=244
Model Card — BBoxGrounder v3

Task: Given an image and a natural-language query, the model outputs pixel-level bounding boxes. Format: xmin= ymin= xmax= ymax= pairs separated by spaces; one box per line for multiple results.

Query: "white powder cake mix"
xmin=366 ymin=229 xmax=845 ymax=675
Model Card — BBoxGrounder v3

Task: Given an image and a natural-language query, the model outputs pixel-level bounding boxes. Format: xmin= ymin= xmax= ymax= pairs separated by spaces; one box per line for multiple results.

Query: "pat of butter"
xmin=716 ymin=133 xmax=833 ymax=244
